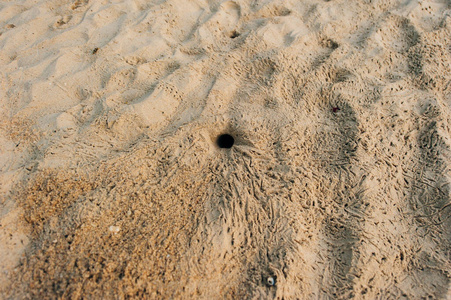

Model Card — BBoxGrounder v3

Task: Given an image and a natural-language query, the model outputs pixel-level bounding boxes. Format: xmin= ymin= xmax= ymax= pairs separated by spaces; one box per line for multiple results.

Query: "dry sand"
xmin=1 ymin=0 xmax=451 ymax=298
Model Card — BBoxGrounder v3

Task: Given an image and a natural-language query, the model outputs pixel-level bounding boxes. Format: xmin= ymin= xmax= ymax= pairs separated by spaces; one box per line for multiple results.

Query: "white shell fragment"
xmin=108 ymin=226 xmax=121 ymax=234
xmin=267 ymin=276 xmax=275 ymax=286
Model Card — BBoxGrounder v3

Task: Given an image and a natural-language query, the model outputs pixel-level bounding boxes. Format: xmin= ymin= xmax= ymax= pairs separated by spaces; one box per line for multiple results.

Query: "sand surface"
xmin=1 ymin=0 xmax=451 ymax=298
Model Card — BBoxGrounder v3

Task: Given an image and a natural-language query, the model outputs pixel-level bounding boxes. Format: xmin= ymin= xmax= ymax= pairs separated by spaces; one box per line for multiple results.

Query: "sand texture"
xmin=1 ymin=0 xmax=451 ymax=298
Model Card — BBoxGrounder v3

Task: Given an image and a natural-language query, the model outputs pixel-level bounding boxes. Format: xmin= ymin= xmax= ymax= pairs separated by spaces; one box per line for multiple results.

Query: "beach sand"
xmin=1 ymin=0 xmax=450 ymax=298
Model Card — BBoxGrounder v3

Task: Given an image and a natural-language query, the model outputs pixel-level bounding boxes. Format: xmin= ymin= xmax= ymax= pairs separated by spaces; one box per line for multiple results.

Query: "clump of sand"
xmin=1 ymin=0 xmax=450 ymax=298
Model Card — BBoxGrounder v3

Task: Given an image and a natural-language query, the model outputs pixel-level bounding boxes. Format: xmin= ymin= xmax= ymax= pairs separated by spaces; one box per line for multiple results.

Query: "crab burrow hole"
xmin=216 ymin=134 xmax=235 ymax=149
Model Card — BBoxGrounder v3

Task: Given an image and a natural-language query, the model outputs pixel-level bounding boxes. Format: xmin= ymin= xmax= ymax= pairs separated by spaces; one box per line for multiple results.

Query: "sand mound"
xmin=1 ymin=0 xmax=450 ymax=298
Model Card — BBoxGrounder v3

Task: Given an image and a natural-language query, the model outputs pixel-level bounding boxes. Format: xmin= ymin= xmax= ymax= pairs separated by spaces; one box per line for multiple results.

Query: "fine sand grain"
xmin=1 ymin=0 xmax=450 ymax=298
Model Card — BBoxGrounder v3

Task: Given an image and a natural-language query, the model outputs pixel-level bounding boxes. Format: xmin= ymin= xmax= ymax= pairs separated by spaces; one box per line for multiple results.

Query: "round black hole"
xmin=216 ymin=134 xmax=235 ymax=149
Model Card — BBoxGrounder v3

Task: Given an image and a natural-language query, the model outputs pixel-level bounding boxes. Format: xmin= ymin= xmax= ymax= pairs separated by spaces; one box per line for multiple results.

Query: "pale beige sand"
xmin=1 ymin=0 xmax=451 ymax=298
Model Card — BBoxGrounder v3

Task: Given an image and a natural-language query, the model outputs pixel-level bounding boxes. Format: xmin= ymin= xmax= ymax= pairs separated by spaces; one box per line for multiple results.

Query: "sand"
xmin=1 ymin=0 xmax=450 ymax=298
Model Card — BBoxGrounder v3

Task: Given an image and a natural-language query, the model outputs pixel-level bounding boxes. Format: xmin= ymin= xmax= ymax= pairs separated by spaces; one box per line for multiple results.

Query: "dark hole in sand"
xmin=216 ymin=134 xmax=235 ymax=148
xmin=230 ymin=30 xmax=240 ymax=38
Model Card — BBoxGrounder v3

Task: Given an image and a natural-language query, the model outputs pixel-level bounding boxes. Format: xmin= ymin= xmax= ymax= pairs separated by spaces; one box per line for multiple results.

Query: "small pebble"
xmin=267 ymin=276 xmax=275 ymax=286
xmin=109 ymin=225 xmax=120 ymax=233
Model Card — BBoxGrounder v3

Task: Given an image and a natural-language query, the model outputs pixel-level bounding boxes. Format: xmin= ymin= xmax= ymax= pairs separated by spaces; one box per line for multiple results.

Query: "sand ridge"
xmin=1 ymin=0 xmax=450 ymax=298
